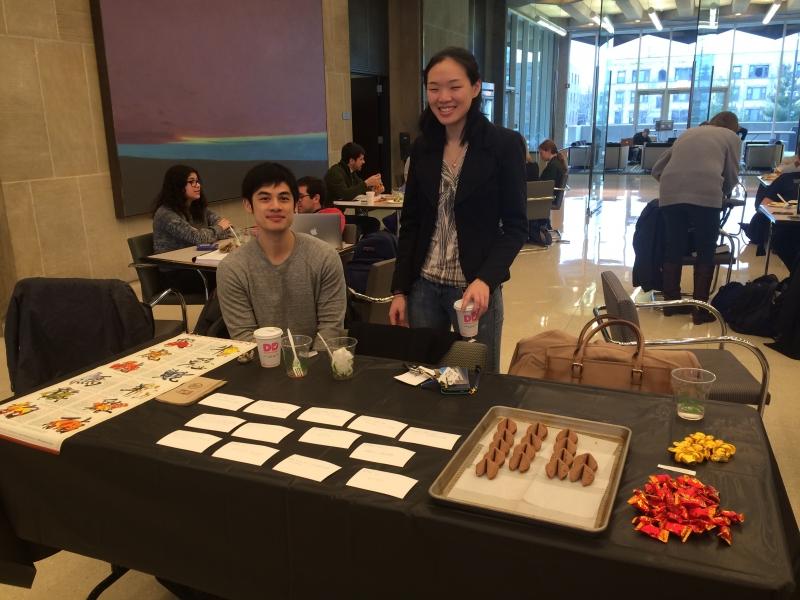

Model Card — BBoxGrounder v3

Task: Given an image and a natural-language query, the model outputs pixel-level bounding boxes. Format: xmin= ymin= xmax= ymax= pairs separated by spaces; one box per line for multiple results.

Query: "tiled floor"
xmin=1 ymin=173 xmax=796 ymax=598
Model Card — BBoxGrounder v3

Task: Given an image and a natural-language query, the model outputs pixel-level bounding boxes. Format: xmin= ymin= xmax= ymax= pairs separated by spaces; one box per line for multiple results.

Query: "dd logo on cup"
xmin=464 ymin=312 xmax=478 ymax=323
xmin=262 ymin=342 xmax=279 ymax=352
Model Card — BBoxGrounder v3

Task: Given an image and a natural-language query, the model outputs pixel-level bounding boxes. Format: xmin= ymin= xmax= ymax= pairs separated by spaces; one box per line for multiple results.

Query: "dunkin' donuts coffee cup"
xmin=453 ymin=299 xmax=479 ymax=338
xmin=253 ymin=327 xmax=282 ymax=368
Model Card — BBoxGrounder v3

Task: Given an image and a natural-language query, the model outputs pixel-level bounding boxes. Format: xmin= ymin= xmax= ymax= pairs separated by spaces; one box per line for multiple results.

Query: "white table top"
xmin=334 ymin=195 xmax=404 ymax=210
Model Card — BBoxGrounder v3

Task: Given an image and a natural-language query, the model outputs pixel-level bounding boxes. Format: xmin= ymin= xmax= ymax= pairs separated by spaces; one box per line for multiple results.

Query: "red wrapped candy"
xmin=627 ymin=474 xmax=744 ymax=545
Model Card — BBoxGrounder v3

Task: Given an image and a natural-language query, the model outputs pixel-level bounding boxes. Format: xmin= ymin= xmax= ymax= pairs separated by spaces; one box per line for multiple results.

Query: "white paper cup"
xmin=453 ymin=299 xmax=479 ymax=338
xmin=253 ymin=326 xmax=283 ymax=368
xmin=365 ymin=191 xmax=375 ymax=202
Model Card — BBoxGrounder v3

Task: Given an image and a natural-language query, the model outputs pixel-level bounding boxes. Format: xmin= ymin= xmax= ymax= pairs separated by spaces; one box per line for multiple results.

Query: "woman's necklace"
xmin=446 ymin=143 xmax=467 ymax=169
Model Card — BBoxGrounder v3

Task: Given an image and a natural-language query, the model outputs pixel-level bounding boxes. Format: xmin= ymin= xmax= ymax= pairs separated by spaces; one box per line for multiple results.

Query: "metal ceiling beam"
xmin=786 ymin=0 xmax=800 ymax=11
xmin=730 ymin=0 xmax=751 ymax=13
xmin=675 ymin=0 xmax=696 ymax=17
xmin=560 ymin=1 xmax=595 ymax=24
xmin=616 ymin=0 xmax=645 ymax=21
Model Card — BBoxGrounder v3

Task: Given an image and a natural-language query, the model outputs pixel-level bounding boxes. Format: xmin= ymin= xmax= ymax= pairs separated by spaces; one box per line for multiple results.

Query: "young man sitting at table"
xmin=217 ymin=162 xmax=346 ymax=349
xmin=296 ymin=175 xmax=346 ymax=233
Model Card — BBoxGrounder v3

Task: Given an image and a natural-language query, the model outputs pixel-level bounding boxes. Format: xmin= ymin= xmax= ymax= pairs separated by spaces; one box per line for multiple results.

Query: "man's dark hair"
xmin=419 ymin=46 xmax=483 ymax=147
xmin=341 ymin=142 xmax=365 ymax=163
xmin=241 ymin=162 xmax=299 ymax=205
xmin=297 ymin=175 xmax=329 ymax=208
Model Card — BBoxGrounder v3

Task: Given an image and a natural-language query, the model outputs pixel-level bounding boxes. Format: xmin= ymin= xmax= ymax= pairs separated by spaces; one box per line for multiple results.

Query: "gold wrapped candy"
xmin=668 ymin=432 xmax=736 ymax=465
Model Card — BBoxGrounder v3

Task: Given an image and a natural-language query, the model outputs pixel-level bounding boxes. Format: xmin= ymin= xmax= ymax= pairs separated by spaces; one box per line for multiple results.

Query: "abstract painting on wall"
xmin=91 ymin=0 xmax=328 ymax=217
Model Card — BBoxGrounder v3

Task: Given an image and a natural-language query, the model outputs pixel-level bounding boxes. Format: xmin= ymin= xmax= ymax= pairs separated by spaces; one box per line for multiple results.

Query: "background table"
xmin=757 ymin=202 xmax=800 ymax=274
xmin=0 ymin=356 xmax=796 ymax=599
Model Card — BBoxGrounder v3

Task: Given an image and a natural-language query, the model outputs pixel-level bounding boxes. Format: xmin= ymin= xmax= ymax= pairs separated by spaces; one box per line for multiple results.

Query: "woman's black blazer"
xmin=391 ymin=115 xmax=528 ymax=294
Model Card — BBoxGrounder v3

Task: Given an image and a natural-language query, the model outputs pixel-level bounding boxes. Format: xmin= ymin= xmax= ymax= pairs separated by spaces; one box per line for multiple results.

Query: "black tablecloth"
xmin=0 ymin=355 xmax=797 ymax=599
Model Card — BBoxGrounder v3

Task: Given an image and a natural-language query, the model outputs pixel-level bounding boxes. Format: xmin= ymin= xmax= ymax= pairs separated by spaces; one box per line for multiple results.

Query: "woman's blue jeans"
xmin=407 ymin=277 xmax=504 ymax=372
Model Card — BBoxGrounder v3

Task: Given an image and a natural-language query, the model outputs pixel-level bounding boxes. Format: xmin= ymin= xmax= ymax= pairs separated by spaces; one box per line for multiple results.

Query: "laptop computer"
xmin=291 ymin=213 xmax=343 ymax=248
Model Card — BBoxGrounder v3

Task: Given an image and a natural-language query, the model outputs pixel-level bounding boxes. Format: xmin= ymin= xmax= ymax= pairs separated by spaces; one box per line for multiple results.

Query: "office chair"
xmin=127 ymin=233 xmax=209 ymax=306
xmin=347 ymin=258 xmax=396 ymax=324
xmin=596 ymin=271 xmax=770 ymax=416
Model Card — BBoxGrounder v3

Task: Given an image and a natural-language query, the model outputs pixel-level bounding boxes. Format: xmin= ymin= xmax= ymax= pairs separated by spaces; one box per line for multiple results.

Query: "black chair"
xmin=347 ymin=258 xmax=396 ymax=325
xmin=127 ymin=233 xmax=209 ymax=307
xmin=5 ymin=278 xmax=185 ymax=396
xmin=596 ymin=271 xmax=770 ymax=416
xmin=193 ymin=291 xmax=229 ymax=339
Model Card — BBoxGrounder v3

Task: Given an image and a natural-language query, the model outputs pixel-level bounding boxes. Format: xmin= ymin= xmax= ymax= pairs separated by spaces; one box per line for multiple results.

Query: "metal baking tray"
xmin=429 ymin=406 xmax=631 ymax=534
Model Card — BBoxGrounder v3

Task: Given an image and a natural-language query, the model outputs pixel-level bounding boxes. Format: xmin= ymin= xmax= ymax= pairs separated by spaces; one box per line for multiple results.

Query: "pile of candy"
xmin=628 ymin=474 xmax=744 ymax=545
xmin=668 ymin=432 xmax=736 ymax=465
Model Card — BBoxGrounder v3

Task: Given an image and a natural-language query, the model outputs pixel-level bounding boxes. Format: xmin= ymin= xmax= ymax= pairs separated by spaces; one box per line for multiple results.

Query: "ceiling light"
xmin=763 ymin=0 xmax=781 ymax=24
xmin=534 ymin=16 xmax=567 ymax=37
xmin=647 ymin=7 xmax=663 ymax=31
xmin=601 ymin=15 xmax=615 ymax=34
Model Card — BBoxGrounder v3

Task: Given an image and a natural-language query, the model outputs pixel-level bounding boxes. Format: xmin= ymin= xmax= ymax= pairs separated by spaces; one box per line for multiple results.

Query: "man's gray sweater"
xmin=216 ymin=233 xmax=346 ymax=348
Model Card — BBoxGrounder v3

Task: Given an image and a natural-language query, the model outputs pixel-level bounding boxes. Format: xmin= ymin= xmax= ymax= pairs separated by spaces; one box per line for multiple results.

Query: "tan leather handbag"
xmin=509 ymin=317 xmax=700 ymax=395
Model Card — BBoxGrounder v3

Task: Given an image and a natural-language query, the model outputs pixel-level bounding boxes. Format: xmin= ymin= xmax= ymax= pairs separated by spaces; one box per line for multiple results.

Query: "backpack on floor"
xmin=711 ymin=274 xmax=784 ymax=337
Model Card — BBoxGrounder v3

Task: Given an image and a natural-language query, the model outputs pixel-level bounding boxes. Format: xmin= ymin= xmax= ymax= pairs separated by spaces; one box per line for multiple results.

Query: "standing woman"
xmin=152 ymin=164 xmax=232 ymax=293
xmin=388 ymin=47 xmax=528 ymax=371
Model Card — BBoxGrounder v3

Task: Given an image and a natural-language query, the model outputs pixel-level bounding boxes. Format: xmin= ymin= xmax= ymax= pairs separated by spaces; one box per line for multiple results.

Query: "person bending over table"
xmin=651 ymin=111 xmax=741 ymax=324
xmin=388 ymin=46 xmax=527 ymax=372
xmin=296 ymin=175 xmax=346 ymax=233
xmin=152 ymin=164 xmax=233 ymax=294
xmin=217 ymin=162 xmax=346 ymax=350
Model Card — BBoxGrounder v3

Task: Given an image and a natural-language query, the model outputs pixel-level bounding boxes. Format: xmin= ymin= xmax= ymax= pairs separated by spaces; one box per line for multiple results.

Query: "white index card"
xmin=346 ymin=468 xmax=418 ymax=499
xmin=157 ymin=430 xmax=221 ymax=453
xmin=299 ymin=427 xmax=360 ymax=449
xmin=347 ymin=415 xmax=407 ymax=438
xmin=297 ymin=407 xmax=355 ymax=427
xmin=272 ymin=454 xmax=341 ymax=482
xmin=212 ymin=441 xmax=278 ymax=466
xmin=232 ymin=423 xmax=293 ymax=444
xmin=199 ymin=393 xmax=254 ymax=411
xmin=350 ymin=443 xmax=415 ymax=468
xmin=243 ymin=400 xmax=301 ymax=419
xmin=184 ymin=413 xmax=245 ymax=433
xmin=399 ymin=427 xmax=460 ymax=450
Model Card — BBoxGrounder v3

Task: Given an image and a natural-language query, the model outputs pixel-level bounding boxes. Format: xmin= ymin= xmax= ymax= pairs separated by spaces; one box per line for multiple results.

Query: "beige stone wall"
xmin=0 ymin=0 xmax=351 ymax=324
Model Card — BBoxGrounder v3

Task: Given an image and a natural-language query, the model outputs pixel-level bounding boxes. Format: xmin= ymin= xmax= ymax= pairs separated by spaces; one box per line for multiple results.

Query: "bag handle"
xmin=571 ymin=316 xmax=646 ymax=388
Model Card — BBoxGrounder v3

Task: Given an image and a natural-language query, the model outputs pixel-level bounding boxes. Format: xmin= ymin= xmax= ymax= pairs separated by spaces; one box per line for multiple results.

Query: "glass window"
xmin=639 ymin=69 xmax=650 ymax=83
xmin=617 ymin=70 xmax=626 ymax=83
xmin=749 ymin=64 xmax=769 ymax=78
xmin=615 ymin=91 xmax=624 ymax=105
xmin=658 ymin=69 xmax=667 ymax=82
xmin=731 ymin=86 xmax=740 ymax=101
xmin=630 ymin=91 xmax=636 ymax=103
xmin=614 ymin=110 xmax=623 ymax=124
xmin=746 ymin=86 xmax=767 ymax=100
xmin=674 ymin=67 xmax=692 ymax=81
xmin=655 ymin=96 xmax=662 ymax=108
xmin=745 ymin=108 xmax=763 ymax=120
xmin=563 ymin=38 xmax=596 ymax=145
xmin=732 ymin=65 xmax=742 ymax=79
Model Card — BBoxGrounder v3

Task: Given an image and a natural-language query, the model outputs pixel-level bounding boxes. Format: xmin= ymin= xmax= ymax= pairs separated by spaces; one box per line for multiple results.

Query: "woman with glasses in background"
xmin=152 ymin=164 xmax=233 ymax=293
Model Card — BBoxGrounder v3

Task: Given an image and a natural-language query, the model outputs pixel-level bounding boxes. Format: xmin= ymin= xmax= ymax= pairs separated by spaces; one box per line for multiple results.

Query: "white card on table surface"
xmin=199 ymin=393 xmax=254 ymax=411
xmin=273 ymin=454 xmax=341 ymax=482
xmin=232 ymin=422 xmax=293 ymax=444
xmin=184 ymin=413 xmax=245 ymax=433
xmin=347 ymin=415 xmax=407 ymax=438
xmin=399 ymin=427 xmax=460 ymax=450
xmin=297 ymin=407 xmax=355 ymax=427
xmin=157 ymin=430 xmax=221 ymax=453
xmin=299 ymin=427 xmax=360 ymax=449
xmin=243 ymin=400 xmax=301 ymax=419
xmin=212 ymin=441 xmax=278 ymax=466
xmin=394 ymin=371 xmax=429 ymax=386
xmin=346 ymin=468 xmax=418 ymax=499
xmin=350 ymin=443 xmax=415 ymax=468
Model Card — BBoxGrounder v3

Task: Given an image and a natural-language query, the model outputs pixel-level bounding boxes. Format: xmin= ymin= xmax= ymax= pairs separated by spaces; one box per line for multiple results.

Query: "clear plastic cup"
xmin=253 ymin=327 xmax=282 ymax=368
xmin=327 ymin=337 xmax=358 ymax=380
xmin=280 ymin=334 xmax=312 ymax=378
xmin=365 ymin=191 xmax=375 ymax=202
xmin=453 ymin=299 xmax=479 ymax=338
xmin=672 ymin=368 xmax=716 ymax=421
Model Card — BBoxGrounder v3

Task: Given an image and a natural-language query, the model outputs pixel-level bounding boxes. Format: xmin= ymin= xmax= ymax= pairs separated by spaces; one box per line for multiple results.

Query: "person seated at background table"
xmin=633 ymin=128 xmax=651 ymax=146
xmin=324 ymin=142 xmax=384 ymax=201
xmin=152 ymin=164 xmax=233 ymax=293
xmin=296 ymin=175 xmax=346 ymax=233
xmin=745 ymin=164 xmax=800 ymax=256
xmin=217 ymin=162 xmax=346 ymax=348
xmin=651 ymin=111 xmax=741 ymax=324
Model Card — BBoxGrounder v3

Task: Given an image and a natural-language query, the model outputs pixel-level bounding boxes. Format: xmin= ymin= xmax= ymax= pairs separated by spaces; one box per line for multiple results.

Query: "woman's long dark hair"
xmin=419 ymin=47 xmax=483 ymax=147
xmin=153 ymin=164 xmax=208 ymax=222
xmin=539 ymin=139 xmax=567 ymax=170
